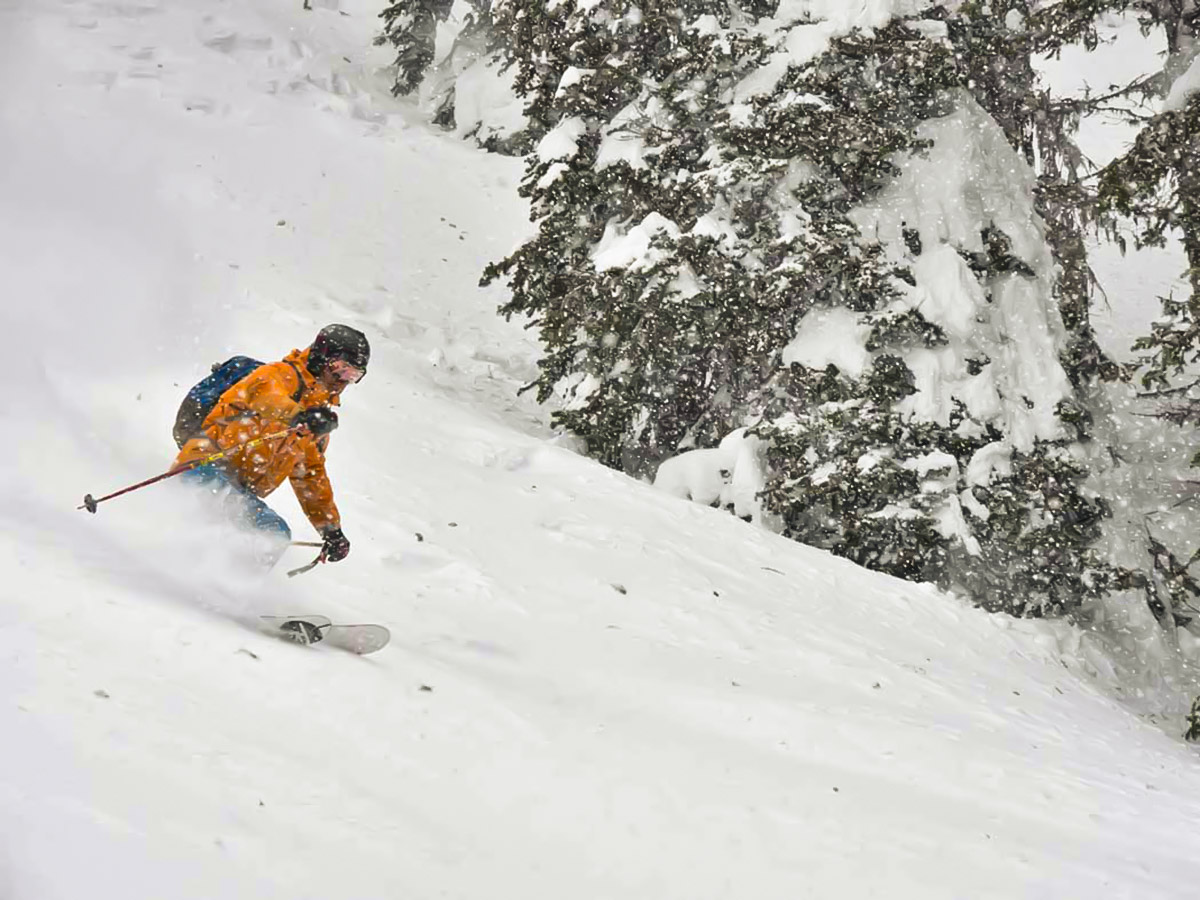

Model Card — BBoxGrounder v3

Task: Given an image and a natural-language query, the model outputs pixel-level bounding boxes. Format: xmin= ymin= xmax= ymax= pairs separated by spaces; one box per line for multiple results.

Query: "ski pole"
xmin=287 ymin=548 xmax=326 ymax=578
xmin=78 ymin=426 xmax=302 ymax=514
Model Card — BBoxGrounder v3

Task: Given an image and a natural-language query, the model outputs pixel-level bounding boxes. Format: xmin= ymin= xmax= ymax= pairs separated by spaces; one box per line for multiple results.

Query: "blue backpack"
xmin=173 ymin=355 xmax=310 ymax=448
xmin=172 ymin=356 xmax=265 ymax=448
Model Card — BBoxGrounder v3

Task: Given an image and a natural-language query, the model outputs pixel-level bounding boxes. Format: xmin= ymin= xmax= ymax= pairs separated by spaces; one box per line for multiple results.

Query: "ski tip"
xmin=326 ymin=624 xmax=391 ymax=655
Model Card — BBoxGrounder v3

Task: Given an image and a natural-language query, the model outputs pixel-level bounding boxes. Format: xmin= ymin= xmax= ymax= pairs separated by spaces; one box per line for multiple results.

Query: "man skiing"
xmin=174 ymin=324 xmax=370 ymax=568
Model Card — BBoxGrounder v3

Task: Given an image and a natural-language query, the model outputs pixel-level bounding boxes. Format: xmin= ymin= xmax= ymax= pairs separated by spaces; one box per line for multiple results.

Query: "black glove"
xmin=292 ymin=406 xmax=338 ymax=437
xmin=321 ymin=526 xmax=350 ymax=563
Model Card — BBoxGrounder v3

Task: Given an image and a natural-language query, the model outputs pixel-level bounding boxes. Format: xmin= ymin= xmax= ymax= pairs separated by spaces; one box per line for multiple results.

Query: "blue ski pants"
xmin=181 ymin=463 xmax=292 ymax=566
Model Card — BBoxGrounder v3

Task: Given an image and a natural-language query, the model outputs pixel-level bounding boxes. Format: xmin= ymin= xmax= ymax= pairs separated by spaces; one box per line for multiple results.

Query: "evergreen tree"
xmin=1133 ymin=1 xmax=1200 ymax=92
xmin=949 ymin=0 xmax=1131 ymax=387
xmin=486 ymin=0 xmax=780 ymax=472
xmin=485 ymin=0 xmax=1116 ymax=614
xmin=1092 ymin=8 xmax=1200 ymax=721
xmin=1056 ymin=2 xmax=1200 ymax=402
xmin=376 ymin=0 xmax=456 ymax=96
xmin=1100 ymin=91 xmax=1200 ymax=398
xmin=377 ymin=0 xmax=537 ymax=152
xmin=1097 ymin=0 xmax=1200 ymax=403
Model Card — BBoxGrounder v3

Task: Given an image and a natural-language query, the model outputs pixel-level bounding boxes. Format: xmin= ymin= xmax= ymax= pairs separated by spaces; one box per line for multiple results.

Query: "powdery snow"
xmin=556 ymin=65 xmax=595 ymax=97
xmin=536 ymin=115 xmax=587 ymax=162
xmin=653 ymin=429 xmax=766 ymax=522
xmin=450 ymin=55 xmax=525 ymax=143
xmin=781 ymin=306 xmax=873 ymax=377
xmin=4 ymin=1 xmax=1200 ymax=899
xmin=592 ymin=212 xmax=682 ymax=271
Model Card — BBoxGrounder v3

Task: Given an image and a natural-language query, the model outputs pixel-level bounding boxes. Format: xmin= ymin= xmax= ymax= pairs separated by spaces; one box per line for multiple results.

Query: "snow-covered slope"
xmin=5 ymin=1 xmax=1200 ymax=897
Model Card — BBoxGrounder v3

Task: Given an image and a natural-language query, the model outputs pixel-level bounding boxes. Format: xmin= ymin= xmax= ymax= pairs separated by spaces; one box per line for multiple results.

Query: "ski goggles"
xmin=328 ymin=358 xmax=365 ymax=384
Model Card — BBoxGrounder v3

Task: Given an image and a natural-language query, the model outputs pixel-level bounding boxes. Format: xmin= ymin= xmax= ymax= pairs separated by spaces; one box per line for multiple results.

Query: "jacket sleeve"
xmin=289 ymin=436 xmax=341 ymax=532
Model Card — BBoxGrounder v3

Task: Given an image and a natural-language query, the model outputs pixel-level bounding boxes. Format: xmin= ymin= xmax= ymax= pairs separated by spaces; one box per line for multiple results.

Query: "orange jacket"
xmin=175 ymin=348 xmax=342 ymax=531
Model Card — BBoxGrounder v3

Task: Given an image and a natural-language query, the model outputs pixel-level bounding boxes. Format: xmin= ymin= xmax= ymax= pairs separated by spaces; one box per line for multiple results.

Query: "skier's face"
xmin=322 ymin=358 xmax=364 ymax=391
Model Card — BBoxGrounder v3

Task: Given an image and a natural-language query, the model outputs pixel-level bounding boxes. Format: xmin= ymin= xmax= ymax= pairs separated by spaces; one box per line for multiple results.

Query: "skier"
xmin=173 ymin=324 xmax=370 ymax=568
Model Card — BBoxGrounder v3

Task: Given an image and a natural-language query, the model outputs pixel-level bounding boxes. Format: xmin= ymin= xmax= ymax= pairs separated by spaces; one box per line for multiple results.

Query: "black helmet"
xmin=307 ymin=324 xmax=370 ymax=378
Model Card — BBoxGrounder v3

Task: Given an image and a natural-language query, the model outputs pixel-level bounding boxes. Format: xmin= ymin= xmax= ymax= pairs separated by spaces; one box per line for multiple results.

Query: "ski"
xmin=260 ymin=615 xmax=391 ymax=655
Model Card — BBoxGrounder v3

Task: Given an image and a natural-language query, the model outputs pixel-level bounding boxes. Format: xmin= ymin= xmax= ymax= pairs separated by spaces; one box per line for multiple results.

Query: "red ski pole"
xmin=78 ymin=426 xmax=301 ymax=514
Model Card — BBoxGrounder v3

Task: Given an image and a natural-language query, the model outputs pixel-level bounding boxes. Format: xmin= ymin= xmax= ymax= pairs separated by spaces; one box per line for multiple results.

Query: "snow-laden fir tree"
xmin=948 ymin=0 xmax=1136 ymax=388
xmin=377 ymin=0 xmax=534 ymax=151
xmin=1099 ymin=13 xmax=1200 ymax=403
xmin=484 ymin=0 xmax=1116 ymax=615
xmin=1086 ymin=3 xmax=1200 ymax=693
xmin=752 ymin=94 xmax=1113 ymax=612
xmin=376 ymin=0 xmax=457 ymax=96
